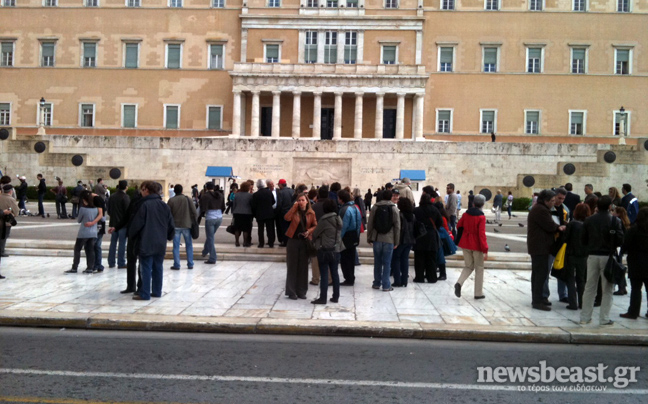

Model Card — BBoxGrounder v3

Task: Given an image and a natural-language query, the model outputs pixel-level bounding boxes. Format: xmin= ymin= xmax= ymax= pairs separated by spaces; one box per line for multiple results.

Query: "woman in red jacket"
xmin=454 ymin=194 xmax=488 ymax=299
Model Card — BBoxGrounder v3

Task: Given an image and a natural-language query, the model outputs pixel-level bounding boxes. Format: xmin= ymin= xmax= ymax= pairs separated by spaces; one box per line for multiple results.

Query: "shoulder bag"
xmin=603 ymin=216 xmax=625 ymax=283
xmin=186 ymin=196 xmax=200 ymax=239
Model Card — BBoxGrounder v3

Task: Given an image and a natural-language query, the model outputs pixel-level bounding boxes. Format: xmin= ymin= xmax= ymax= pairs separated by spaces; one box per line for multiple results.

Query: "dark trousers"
xmin=18 ymin=196 xmax=26 ymax=212
xmin=0 ymin=227 xmax=9 ymax=255
xmin=340 ymin=246 xmax=356 ymax=284
xmin=565 ymin=255 xmax=587 ymax=308
xmin=37 ymin=193 xmax=45 ymax=216
xmin=392 ymin=243 xmax=412 ymax=286
xmin=126 ymin=238 xmax=139 ymax=291
xmin=71 ymin=202 xmax=80 ymax=218
xmin=317 ymin=250 xmax=340 ymax=301
xmin=414 ymin=250 xmax=438 ymax=282
xmin=55 ymin=200 xmax=67 ymax=218
xmin=286 ymin=238 xmax=309 ymax=298
xmin=449 ymin=215 xmax=457 ymax=238
xmin=72 ymin=237 xmax=96 ymax=271
xmin=531 ymin=254 xmax=550 ymax=304
xmin=627 ymin=278 xmax=648 ymax=317
xmin=614 ymin=254 xmax=628 ymax=291
xmin=257 ymin=218 xmax=276 ymax=247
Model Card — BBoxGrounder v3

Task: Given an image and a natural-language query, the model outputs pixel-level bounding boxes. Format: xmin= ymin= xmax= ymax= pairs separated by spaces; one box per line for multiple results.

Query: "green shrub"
xmin=512 ymin=197 xmax=532 ymax=211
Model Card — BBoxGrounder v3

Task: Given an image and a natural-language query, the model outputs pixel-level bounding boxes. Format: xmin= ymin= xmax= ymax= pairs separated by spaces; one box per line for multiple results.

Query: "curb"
xmin=1 ymin=310 xmax=647 ymax=346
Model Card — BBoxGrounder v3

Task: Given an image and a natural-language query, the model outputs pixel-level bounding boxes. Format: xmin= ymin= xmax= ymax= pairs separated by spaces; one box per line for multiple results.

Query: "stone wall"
xmin=1 ymin=136 xmax=647 ymax=202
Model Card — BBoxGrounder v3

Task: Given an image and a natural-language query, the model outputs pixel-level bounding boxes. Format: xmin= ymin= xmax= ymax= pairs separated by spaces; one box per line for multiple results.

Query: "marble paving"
xmin=0 ymin=255 xmax=647 ymax=331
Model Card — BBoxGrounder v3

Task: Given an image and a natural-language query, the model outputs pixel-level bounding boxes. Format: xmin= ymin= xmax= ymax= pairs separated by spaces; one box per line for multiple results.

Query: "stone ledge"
xmin=420 ymin=323 xmax=571 ymax=344
xmin=256 ymin=318 xmax=424 ymax=339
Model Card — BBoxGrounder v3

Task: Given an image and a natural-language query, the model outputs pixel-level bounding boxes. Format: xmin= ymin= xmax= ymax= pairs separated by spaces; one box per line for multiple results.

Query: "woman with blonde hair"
xmin=608 ymin=187 xmax=622 ymax=209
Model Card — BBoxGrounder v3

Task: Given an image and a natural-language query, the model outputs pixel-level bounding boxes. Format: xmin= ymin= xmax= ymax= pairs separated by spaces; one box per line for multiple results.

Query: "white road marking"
xmin=0 ymin=368 xmax=644 ymax=394
xmin=486 ymin=232 xmax=527 ymax=243
xmin=9 ymin=223 xmax=79 ymax=230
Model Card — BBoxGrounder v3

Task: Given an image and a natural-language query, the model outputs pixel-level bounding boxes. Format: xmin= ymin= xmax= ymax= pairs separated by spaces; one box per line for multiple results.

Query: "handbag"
xmin=438 ymin=227 xmax=457 ymax=257
xmin=604 ymin=251 xmax=625 ymax=283
xmin=186 ymin=197 xmax=200 ymax=239
xmin=226 ymin=216 xmax=236 ymax=235
xmin=342 ymin=206 xmax=360 ymax=249
xmin=552 ymin=243 xmax=567 ymax=270
xmin=414 ymin=219 xmax=428 ymax=239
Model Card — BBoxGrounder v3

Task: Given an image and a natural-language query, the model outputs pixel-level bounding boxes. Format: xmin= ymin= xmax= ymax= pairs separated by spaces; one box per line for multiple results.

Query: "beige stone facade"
xmin=0 ymin=1 xmax=646 ymax=141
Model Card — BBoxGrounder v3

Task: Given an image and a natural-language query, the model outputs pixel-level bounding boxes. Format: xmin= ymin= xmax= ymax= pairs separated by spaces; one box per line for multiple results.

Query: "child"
xmin=65 ymin=191 xmax=101 ymax=274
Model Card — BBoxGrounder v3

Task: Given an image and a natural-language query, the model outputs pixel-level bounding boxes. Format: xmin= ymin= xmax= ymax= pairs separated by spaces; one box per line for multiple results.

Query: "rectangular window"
xmin=1 ymin=42 xmax=14 ymax=67
xmin=573 ymin=0 xmax=585 ymax=11
xmin=3 ymin=0 xmax=16 ymax=6
xmin=165 ymin=105 xmax=180 ymax=129
xmin=326 ymin=0 xmax=337 ymax=6
xmin=347 ymin=0 xmax=358 ymax=6
xmin=439 ymin=47 xmax=453 ymax=72
xmin=80 ymin=104 xmax=94 ymax=128
xmin=0 ymin=103 xmax=10 ymax=126
xmin=571 ymin=48 xmax=586 ymax=74
xmin=385 ymin=0 xmax=398 ymax=8
xmin=85 ymin=0 xmax=98 ymax=6
xmin=124 ymin=43 xmax=139 ymax=68
xmin=169 ymin=0 xmax=182 ymax=7
xmin=617 ymin=0 xmax=629 ymax=12
xmin=382 ymin=45 xmax=397 ymax=65
xmin=166 ymin=43 xmax=182 ymax=69
xmin=527 ymin=48 xmax=542 ymax=73
xmin=122 ymin=104 xmax=137 ymax=128
xmin=213 ymin=0 xmax=224 ymax=6
xmin=43 ymin=0 xmax=57 ymax=6
xmin=483 ymin=47 xmax=497 ymax=72
xmin=305 ymin=31 xmax=318 ymax=64
xmin=268 ymin=0 xmax=280 ymax=6
xmin=529 ymin=0 xmax=542 ymax=10
xmin=41 ymin=42 xmax=55 ymax=67
xmin=615 ymin=49 xmax=630 ymax=75
xmin=207 ymin=106 xmax=222 ymax=130
xmin=614 ymin=111 xmax=630 ymax=136
xmin=344 ymin=32 xmax=357 ymax=64
xmin=127 ymin=0 xmax=140 ymax=6
xmin=442 ymin=0 xmax=454 ymax=9
xmin=485 ymin=0 xmax=498 ymax=10
xmin=525 ymin=111 xmax=540 ymax=134
xmin=265 ymin=44 xmax=279 ymax=63
xmin=437 ymin=110 xmax=452 ymax=133
xmin=570 ymin=111 xmax=584 ymax=135
xmin=481 ymin=110 xmax=496 ymax=134
xmin=83 ymin=42 xmax=96 ymax=68
xmin=38 ymin=102 xmax=53 ymax=126
xmin=209 ymin=44 xmax=224 ymax=69
xmin=324 ymin=31 xmax=337 ymax=64
xmin=307 ymin=0 xmax=317 ymax=6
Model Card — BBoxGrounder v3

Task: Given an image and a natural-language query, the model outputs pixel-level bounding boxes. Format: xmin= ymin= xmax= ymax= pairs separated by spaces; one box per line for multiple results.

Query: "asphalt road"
xmin=11 ymin=202 xmax=529 ymax=254
xmin=0 ymin=328 xmax=646 ymax=404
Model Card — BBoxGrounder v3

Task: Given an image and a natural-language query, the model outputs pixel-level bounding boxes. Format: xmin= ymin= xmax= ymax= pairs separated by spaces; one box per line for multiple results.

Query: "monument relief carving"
xmin=293 ymin=157 xmax=351 ymax=186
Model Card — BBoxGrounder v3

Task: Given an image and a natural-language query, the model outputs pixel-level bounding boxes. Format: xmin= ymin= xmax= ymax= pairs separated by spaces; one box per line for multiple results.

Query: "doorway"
xmin=383 ymin=109 xmax=396 ymax=139
xmin=321 ymin=108 xmax=334 ymax=140
xmin=261 ymin=107 xmax=272 ymax=137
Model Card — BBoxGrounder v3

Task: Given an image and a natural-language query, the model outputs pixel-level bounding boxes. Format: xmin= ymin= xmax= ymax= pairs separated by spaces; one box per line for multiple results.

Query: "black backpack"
xmin=373 ymin=205 xmax=394 ymax=234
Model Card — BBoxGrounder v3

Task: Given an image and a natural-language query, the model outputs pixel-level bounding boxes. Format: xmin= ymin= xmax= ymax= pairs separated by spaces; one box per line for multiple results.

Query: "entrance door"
xmin=321 ymin=108 xmax=334 ymax=140
xmin=383 ymin=109 xmax=396 ymax=139
xmin=261 ymin=107 xmax=272 ymax=137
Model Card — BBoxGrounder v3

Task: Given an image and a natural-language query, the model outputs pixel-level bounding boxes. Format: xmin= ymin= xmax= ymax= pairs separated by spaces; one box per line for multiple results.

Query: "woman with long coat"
xmin=284 ymin=192 xmax=317 ymax=300
xmin=413 ymin=193 xmax=444 ymax=283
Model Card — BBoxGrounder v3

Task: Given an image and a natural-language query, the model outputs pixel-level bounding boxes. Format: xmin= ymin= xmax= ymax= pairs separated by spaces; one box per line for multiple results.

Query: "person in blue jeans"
xmin=392 ymin=197 xmax=415 ymax=287
xmin=107 ymin=180 xmax=130 ymax=269
xmin=367 ymin=190 xmax=401 ymax=291
xmin=167 ymin=184 xmax=198 ymax=270
xmin=199 ymin=182 xmax=225 ymax=265
xmin=92 ymin=193 xmax=107 ymax=272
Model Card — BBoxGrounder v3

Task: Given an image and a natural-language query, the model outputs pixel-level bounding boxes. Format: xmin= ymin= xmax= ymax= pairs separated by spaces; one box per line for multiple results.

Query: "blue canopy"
xmin=400 ymin=170 xmax=426 ymax=181
xmin=205 ymin=166 xmax=233 ymax=177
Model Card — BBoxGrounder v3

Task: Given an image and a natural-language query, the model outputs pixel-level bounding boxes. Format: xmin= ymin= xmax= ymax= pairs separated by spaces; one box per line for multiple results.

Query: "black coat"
xmin=622 ymin=226 xmax=648 ymax=279
xmin=129 ymin=194 xmax=175 ymax=257
xmin=413 ymin=203 xmax=443 ymax=251
xmin=275 ymin=187 xmax=293 ymax=214
xmin=527 ymin=202 xmax=560 ymax=256
xmin=563 ymin=192 xmax=581 ymax=217
xmin=565 ymin=220 xmax=587 ymax=258
xmin=252 ymin=188 xmax=276 ymax=221
xmin=581 ymin=211 xmax=624 ymax=256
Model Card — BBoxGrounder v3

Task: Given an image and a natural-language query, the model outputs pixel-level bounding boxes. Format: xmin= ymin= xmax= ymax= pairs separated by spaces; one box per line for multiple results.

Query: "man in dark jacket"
xmin=252 ymin=179 xmax=276 ymax=248
xmin=130 ymin=181 xmax=175 ymax=300
xmin=16 ymin=176 xmax=28 ymax=215
xmin=579 ymin=196 xmax=624 ymax=326
xmin=275 ymin=179 xmax=293 ymax=247
xmin=527 ymin=189 xmax=565 ymax=311
xmin=111 ymin=186 xmax=143 ymax=294
xmin=36 ymin=174 xmax=47 ymax=218
xmin=563 ymin=183 xmax=580 ymax=221
xmin=107 ymin=180 xmax=130 ymax=269
xmin=70 ymin=181 xmax=85 ymax=219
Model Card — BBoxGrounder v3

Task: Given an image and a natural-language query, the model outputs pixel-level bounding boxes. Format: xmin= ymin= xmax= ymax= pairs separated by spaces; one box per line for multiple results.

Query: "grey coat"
xmin=232 ymin=191 xmax=253 ymax=215
xmin=312 ymin=212 xmax=343 ymax=252
xmin=167 ymin=194 xmax=197 ymax=229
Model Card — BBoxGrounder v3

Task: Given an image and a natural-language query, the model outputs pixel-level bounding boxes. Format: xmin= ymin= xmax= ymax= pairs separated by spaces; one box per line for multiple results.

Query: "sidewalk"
xmin=1 ymin=253 xmax=646 ymax=345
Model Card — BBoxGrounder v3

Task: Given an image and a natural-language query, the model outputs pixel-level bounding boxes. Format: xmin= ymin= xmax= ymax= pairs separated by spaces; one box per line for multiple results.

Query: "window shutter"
xmin=528 ymin=48 xmax=541 ymax=59
xmin=572 ymin=49 xmax=585 ymax=60
xmin=123 ymin=105 xmax=136 ymax=128
xmin=526 ymin=111 xmax=539 ymax=122
xmin=438 ymin=110 xmax=451 ymax=121
xmin=167 ymin=44 xmax=181 ymax=68
xmin=484 ymin=48 xmax=497 ymax=64
xmin=84 ymin=43 xmax=96 ymax=58
xmin=616 ymin=49 xmax=629 ymax=62
xmin=125 ymin=44 xmax=138 ymax=68
xmin=440 ymin=47 xmax=453 ymax=64
xmin=383 ymin=46 xmax=396 ymax=63
xmin=571 ymin=112 xmax=583 ymax=124
xmin=1 ymin=42 xmax=12 ymax=54
xmin=208 ymin=107 xmax=221 ymax=129
xmin=166 ymin=106 xmax=178 ymax=129
xmin=266 ymin=45 xmax=279 ymax=59
xmin=482 ymin=111 xmax=495 ymax=122
xmin=42 ymin=43 xmax=54 ymax=57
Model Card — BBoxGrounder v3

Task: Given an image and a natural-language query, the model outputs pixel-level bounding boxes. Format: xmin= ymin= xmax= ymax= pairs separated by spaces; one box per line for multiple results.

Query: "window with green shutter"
xmin=83 ymin=42 xmax=96 ymax=68
xmin=210 ymin=44 xmax=223 ymax=69
xmin=570 ymin=112 xmax=584 ymax=135
xmin=0 ymin=103 xmax=10 ymax=126
xmin=1 ymin=42 xmax=13 ymax=67
xmin=437 ymin=110 xmax=451 ymax=133
xmin=123 ymin=105 xmax=136 ymax=128
xmin=439 ymin=47 xmax=453 ymax=72
xmin=483 ymin=47 xmax=497 ymax=72
xmin=265 ymin=44 xmax=279 ymax=63
xmin=41 ymin=42 xmax=55 ymax=67
xmin=208 ymin=106 xmax=222 ymax=130
xmin=125 ymin=43 xmax=138 ymax=68
xmin=166 ymin=106 xmax=179 ymax=129
xmin=481 ymin=110 xmax=495 ymax=133
xmin=527 ymin=48 xmax=541 ymax=73
xmin=167 ymin=44 xmax=181 ymax=69
xmin=615 ymin=49 xmax=629 ymax=75
xmin=382 ymin=45 xmax=396 ymax=65
xmin=526 ymin=111 xmax=539 ymax=134
xmin=572 ymin=48 xmax=585 ymax=74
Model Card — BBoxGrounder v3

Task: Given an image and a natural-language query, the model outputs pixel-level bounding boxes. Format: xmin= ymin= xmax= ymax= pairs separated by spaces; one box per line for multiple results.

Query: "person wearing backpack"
xmin=339 ymin=190 xmax=361 ymax=286
xmin=367 ymin=190 xmax=401 ymax=291
xmin=392 ymin=197 xmax=415 ymax=287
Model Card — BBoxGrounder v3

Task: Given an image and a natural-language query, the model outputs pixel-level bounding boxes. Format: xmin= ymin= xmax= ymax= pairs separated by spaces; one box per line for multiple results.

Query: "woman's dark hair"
xmin=330 ymin=182 xmax=341 ymax=193
xmin=573 ymin=203 xmax=591 ymax=221
xmin=419 ymin=193 xmax=431 ymax=205
xmin=295 ymin=192 xmax=313 ymax=212
xmin=338 ymin=189 xmax=352 ymax=203
xmin=538 ymin=189 xmax=556 ymax=204
xmin=323 ymin=198 xmax=337 ymax=214
xmin=80 ymin=190 xmax=94 ymax=207
xmin=597 ymin=195 xmax=612 ymax=212
xmin=422 ymin=186 xmax=438 ymax=199
xmin=434 ymin=201 xmax=450 ymax=220
xmin=636 ymin=207 xmax=648 ymax=232
xmin=382 ymin=190 xmax=393 ymax=201
xmin=397 ymin=196 xmax=414 ymax=215
xmin=318 ymin=185 xmax=329 ymax=199
xmin=307 ymin=188 xmax=317 ymax=201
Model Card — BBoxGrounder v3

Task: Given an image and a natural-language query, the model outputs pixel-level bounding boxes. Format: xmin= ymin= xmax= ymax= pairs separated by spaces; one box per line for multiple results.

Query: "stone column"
xmin=292 ymin=91 xmax=301 ymax=138
xmin=396 ymin=93 xmax=405 ymax=140
xmin=414 ymin=93 xmax=425 ymax=140
xmin=354 ymin=92 xmax=363 ymax=139
xmin=374 ymin=92 xmax=384 ymax=139
xmin=333 ymin=92 xmax=342 ymax=140
xmin=272 ymin=91 xmax=281 ymax=138
xmin=337 ymin=31 xmax=345 ymax=64
xmin=313 ymin=92 xmax=322 ymax=139
xmin=251 ymin=90 xmax=260 ymax=138
xmin=231 ymin=90 xmax=242 ymax=137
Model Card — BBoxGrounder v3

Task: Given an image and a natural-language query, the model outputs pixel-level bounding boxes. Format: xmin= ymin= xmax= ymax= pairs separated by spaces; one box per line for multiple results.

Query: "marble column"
xmin=250 ymin=90 xmax=260 ymax=138
xmin=396 ymin=93 xmax=405 ymax=140
xmin=231 ymin=90 xmax=241 ymax=137
xmin=313 ymin=92 xmax=322 ymax=138
xmin=333 ymin=92 xmax=342 ymax=140
xmin=374 ymin=92 xmax=384 ymax=139
xmin=292 ymin=91 xmax=301 ymax=138
xmin=414 ymin=93 xmax=425 ymax=140
xmin=272 ymin=91 xmax=281 ymax=138
xmin=354 ymin=92 xmax=363 ymax=139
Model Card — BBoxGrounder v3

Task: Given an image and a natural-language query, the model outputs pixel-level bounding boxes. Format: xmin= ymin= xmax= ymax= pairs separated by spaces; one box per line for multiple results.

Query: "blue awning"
xmin=205 ymin=166 xmax=233 ymax=177
xmin=400 ymin=170 xmax=426 ymax=181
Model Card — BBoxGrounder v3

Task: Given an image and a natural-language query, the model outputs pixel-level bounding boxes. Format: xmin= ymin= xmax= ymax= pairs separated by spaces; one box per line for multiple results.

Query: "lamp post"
xmin=618 ymin=106 xmax=627 ymax=145
xmin=37 ymin=97 xmax=47 ymax=136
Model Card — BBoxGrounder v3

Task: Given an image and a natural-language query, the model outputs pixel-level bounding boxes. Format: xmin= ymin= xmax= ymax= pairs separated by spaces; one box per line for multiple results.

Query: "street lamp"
xmin=618 ymin=106 xmax=627 ymax=145
xmin=37 ymin=97 xmax=46 ymax=136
